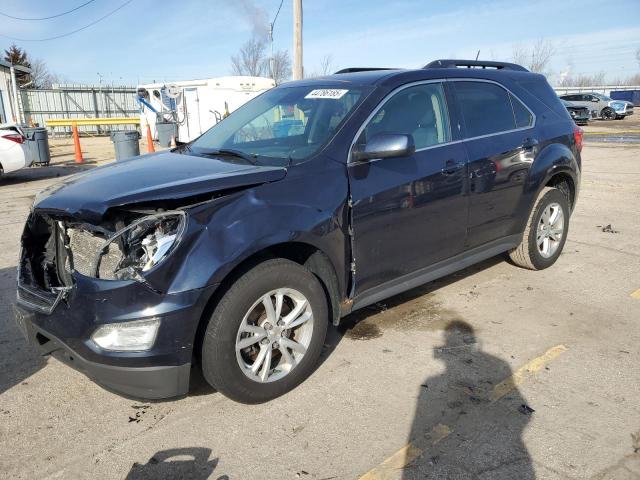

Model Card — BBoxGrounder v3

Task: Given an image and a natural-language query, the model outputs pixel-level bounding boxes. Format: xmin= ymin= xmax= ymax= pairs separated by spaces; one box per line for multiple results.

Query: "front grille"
xmin=67 ymin=228 xmax=123 ymax=279
xmin=17 ymin=283 xmax=65 ymax=315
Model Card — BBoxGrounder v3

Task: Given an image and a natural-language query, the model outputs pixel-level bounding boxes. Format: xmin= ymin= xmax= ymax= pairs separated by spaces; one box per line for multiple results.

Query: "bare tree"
xmin=231 ymin=38 xmax=268 ymax=77
xmin=511 ymin=39 xmax=555 ymax=74
xmin=271 ymin=50 xmax=291 ymax=85
xmin=557 ymin=71 xmax=606 ymax=87
xmin=627 ymin=73 xmax=640 ymax=85
xmin=29 ymin=59 xmax=60 ymax=89
xmin=319 ymin=54 xmax=333 ymax=75
xmin=304 ymin=54 xmax=334 ymax=79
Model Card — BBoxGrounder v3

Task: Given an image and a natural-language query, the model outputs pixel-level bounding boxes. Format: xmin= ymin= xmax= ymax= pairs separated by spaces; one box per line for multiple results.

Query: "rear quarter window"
xmin=510 ymin=94 xmax=533 ymax=128
xmin=517 ymin=78 xmax=570 ymax=119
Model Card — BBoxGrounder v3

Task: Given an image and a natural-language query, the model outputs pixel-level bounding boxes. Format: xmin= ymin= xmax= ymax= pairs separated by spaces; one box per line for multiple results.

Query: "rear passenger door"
xmin=348 ymin=81 xmax=468 ymax=295
xmin=452 ymin=80 xmax=536 ymax=248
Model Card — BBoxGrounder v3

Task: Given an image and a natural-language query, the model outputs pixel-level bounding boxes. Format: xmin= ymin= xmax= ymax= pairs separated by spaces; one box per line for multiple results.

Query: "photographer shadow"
xmin=126 ymin=447 xmax=227 ymax=480
xmin=402 ymin=320 xmax=535 ymax=479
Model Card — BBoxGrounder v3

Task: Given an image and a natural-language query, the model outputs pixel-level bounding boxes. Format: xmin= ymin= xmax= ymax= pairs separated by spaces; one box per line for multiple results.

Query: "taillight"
xmin=573 ymin=126 xmax=583 ymax=153
xmin=2 ymin=133 xmax=24 ymax=144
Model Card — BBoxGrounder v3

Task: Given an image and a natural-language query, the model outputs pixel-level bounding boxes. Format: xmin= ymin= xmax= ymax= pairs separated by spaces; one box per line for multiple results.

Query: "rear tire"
xmin=509 ymin=187 xmax=570 ymax=270
xmin=201 ymin=258 xmax=328 ymax=404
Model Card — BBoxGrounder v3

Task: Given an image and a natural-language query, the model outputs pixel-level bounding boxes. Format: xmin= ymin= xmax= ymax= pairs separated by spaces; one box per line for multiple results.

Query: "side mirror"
xmin=351 ymin=133 xmax=416 ymax=162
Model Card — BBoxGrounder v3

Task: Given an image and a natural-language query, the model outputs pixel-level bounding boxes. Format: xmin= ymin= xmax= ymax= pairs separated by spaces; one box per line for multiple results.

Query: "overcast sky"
xmin=1 ymin=0 xmax=638 ymax=85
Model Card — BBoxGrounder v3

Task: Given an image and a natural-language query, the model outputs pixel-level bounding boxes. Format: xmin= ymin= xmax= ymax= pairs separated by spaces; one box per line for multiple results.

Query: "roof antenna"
xmin=475 ymin=50 xmax=480 ymax=61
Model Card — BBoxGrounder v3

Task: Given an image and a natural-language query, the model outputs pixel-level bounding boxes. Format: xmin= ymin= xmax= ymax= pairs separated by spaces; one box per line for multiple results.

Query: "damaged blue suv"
xmin=14 ymin=60 xmax=582 ymax=403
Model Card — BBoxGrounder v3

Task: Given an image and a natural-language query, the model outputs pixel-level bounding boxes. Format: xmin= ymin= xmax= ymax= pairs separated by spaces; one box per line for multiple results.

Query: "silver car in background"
xmin=559 ymin=92 xmax=634 ymax=120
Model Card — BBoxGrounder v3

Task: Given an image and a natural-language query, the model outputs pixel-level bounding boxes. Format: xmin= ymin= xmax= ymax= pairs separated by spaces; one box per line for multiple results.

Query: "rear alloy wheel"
xmin=601 ymin=107 xmax=616 ymax=120
xmin=201 ymin=259 xmax=328 ymax=403
xmin=509 ymin=187 xmax=570 ymax=270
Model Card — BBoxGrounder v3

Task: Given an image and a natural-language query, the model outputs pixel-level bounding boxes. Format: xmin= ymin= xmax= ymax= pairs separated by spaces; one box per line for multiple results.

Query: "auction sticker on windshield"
xmin=305 ymin=89 xmax=349 ymax=99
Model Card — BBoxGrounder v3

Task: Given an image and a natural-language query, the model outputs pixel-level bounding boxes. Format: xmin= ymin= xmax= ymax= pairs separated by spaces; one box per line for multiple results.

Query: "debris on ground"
xmin=597 ymin=224 xmax=619 ymax=233
xmin=518 ymin=404 xmax=535 ymax=415
xmin=128 ymin=404 xmax=151 ymax=423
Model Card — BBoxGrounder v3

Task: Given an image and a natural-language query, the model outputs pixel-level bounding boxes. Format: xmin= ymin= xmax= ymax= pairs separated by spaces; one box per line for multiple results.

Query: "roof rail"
xmin=424 ymin=59 xmax=528 ymax=72
xmin=334 ymin=67 xmax=398 ymax=74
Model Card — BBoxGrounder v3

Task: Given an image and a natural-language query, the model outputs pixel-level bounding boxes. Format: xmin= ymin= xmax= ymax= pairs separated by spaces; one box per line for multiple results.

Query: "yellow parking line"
xmin=491 ymin=344 xmax=568 ymax=402
xmin=358 ymin=424 xmax=451 ymax=480
xmin=630 ymin=289 xmax=640 ymax=299
xmin=359 ymin=345 xmax=567 ymax=479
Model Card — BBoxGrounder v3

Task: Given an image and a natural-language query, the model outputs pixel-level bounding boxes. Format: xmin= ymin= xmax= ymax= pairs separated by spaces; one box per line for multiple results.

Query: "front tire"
xmin=509 ymin=187 xmax=570 ymax=270
xmin=201 ymin=259 xmax=328 ymax=403
xmin=601 ymin=107 xmax=616 ymax=120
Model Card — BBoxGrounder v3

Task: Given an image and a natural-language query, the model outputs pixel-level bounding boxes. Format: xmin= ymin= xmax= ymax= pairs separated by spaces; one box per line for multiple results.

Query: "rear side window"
xmin=511 ymin=94 xmax=533 ymax=128
xmin=454 ymin=81 xmax=517 ymax=137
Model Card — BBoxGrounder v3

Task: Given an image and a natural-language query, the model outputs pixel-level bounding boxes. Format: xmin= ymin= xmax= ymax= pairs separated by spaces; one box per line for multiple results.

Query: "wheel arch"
xmin=193 ymin=241 xmax=343 ymax=366
xmin=545 ymin=171 xmax=576 ymax=211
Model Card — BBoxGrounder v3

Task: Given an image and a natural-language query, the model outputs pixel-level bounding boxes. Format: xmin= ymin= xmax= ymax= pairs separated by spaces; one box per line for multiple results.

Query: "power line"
xmin=0 ymin=0 xmax=134 ymax=42
xmin=0 ymin=0 xmax=98 ymax=21
xmin=272 ymin=0 xmax=285 ymax=26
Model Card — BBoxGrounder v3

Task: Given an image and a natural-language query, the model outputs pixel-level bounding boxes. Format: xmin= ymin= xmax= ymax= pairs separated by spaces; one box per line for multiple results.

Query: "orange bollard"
xmin=145 ymin=124 xmax=155 ymax=153
xmin=72 ymin=122 xmax=83 ymax=163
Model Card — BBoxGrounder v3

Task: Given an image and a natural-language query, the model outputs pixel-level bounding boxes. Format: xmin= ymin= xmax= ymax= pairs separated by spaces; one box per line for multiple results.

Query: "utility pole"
xmin=9 ymin=65 xmax=23 ymax=124
xmin=269 ymin=0 xmax=284 ymax=83
xmin=293 ymin=0 xmax=303 ymax=80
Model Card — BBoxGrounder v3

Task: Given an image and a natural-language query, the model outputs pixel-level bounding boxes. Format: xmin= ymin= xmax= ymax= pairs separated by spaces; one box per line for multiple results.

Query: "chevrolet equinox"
xmin=14 ymin=60 xmax=582 ymax=403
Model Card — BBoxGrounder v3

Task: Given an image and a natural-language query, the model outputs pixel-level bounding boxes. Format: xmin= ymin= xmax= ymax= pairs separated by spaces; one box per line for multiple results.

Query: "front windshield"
xmin=191 ymin=85 xmax=367 ymax=165
xmin=595 ymin=93 xmax=612 ymax=101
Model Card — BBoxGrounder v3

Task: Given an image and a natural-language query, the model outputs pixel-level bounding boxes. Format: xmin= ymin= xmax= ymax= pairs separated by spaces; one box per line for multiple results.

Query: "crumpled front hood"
xmin=34 ymin=151 xmax=287 ymax=222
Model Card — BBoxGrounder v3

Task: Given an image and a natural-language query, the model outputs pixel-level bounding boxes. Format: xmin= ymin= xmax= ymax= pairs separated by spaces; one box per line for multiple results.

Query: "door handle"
xmin=441 ymin=159 xmax=465 ymax=175
xmin=521 ymin=137 xmax=539 ymax=150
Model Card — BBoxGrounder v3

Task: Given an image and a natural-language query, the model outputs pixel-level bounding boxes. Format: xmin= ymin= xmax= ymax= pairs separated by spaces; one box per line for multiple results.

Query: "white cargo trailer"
xmin=137 ymin=76 xmax=275 ymax=142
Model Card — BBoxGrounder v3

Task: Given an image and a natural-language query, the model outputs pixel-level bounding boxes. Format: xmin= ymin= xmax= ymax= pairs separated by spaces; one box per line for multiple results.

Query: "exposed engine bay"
xmin=19 ymin=208 xmax=186 ymax=296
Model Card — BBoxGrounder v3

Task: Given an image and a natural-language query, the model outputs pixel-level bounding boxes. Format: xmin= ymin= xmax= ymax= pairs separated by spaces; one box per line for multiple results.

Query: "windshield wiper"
xmin=199 ymin=148 xmax=258 ymax=165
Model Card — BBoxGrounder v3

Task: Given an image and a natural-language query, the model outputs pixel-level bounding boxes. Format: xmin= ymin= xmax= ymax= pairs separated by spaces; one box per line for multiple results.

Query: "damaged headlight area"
xmin=68 ymin=211 xmax=187 ymax=282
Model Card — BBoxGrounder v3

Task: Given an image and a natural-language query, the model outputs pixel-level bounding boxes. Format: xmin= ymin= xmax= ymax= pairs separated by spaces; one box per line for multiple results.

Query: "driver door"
xmin=348 ymin=82 xmax=469 ymax=296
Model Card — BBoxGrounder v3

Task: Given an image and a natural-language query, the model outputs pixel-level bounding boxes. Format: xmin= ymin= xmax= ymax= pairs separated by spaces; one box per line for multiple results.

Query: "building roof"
xmin=0 ymin=60 xmax=32 ymax=73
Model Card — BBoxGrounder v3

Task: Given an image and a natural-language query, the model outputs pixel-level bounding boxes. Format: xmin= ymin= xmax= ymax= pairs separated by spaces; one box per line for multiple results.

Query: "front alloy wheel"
xmin=201 ymin=259 xmax=328 ymax=403
xmin=235 ymin=288 xmax=314 ymax=383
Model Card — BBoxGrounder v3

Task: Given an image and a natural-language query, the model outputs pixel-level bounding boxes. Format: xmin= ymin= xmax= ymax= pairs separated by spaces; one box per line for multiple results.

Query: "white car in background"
xmin=0 ymin=124 xmax=29 ymax=176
